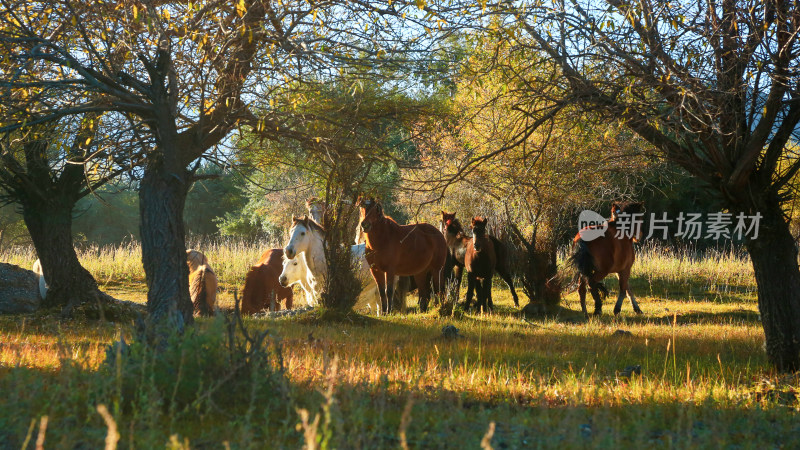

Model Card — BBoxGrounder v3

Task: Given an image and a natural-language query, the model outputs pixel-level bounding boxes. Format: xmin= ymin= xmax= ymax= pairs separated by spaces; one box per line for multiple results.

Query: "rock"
xmin=441 ymin=324 xmax=461 ymax=339
xmin=612 ymin=329 xmax=633 ymax=337
xmin=0 ymin=263 xmax=41 ymax=314
xmin=521 ymin=302 xmax=547 ymax=316
xmin=619 ymin=365 xmax=642 ymax=379
xmin=254 ymin=305 xmax=314 ymax=319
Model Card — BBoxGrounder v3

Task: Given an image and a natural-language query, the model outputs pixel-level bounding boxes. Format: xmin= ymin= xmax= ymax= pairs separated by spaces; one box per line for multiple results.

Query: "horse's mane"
xmin=292 ymin=215 xmax=325 ymax=235
xmin=381 ymin=213 xmax=399 ymax=225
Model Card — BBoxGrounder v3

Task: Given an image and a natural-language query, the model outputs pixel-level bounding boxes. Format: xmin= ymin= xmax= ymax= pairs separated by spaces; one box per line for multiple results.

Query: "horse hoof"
xmin=613 ymin=310 xmax=621 ymax=316
xmin=634 ymin=309 xmax=643 ymax=315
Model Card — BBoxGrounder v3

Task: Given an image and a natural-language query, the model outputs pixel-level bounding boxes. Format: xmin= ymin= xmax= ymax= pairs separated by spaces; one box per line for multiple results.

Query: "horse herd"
xmin=31 ymin=198 xmax=645 ymax=318
xmin=181 ymin=198 xmax=645 ymax=318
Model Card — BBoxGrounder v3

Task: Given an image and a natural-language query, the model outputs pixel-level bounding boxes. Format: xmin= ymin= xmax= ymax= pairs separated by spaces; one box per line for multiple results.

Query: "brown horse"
xmin=440 ymin=212 xmax=520 ymax=308
xmin=186 ymin=249 xmax=218 ymax=316
xmin=358 ymin=197 xmax=447 ymax=313
xmin=570 ymin=201 xmax=644 ymax=316
xmin=241 ymin=249 xmax=294 ymax=314
xmin=464 ymin=217 xmax=497 ymax=312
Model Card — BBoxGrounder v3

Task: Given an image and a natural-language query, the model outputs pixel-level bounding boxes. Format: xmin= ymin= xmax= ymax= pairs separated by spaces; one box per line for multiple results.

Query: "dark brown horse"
xmin=241 ymin=249 xmax=294 ymax=314
xmin=571 ymin=201 xmax=644 ymax=316
xmin=358 ymin=197 xmax=447 ymax=313
xmin=440 ymin=212 xmax=520 ymax=308
xmin=464 ymin=217 xmax=497 ymax=312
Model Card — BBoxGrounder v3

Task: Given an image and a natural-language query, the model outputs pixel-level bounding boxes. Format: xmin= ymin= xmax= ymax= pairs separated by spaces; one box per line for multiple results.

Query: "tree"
xmin=1 ymin=0 xmax=475 ymax=330
xmin=500 ymin=1 xmax=800 ymax=370
xmin=0 ymin=116 xmax=141 ymax=313
xmin=234 ymin=76 xmax=430 ymax=310
xmin=402 ymin=34 xmax=655 ymax=309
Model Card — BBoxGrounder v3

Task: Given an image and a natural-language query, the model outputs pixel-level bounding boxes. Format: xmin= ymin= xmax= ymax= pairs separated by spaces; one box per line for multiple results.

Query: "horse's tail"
xmin=204 ymin=267 xmax=218 ymax=315
xmin=190 ymin=267 xmax=205 ymax=314
xmin=562 ymin=240 xmax=607 ymax=300
xmin=190 ymin=266 xmax=215 ymax=317
xmin=549 ymin=240 xmax=592 ymax=292
xmin=241 ymin=265 xmax=266 ymax=315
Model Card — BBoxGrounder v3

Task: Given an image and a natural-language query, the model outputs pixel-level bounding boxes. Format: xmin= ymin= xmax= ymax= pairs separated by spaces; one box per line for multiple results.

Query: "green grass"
xmin=0 ymin=242 xmax=798 ymax=449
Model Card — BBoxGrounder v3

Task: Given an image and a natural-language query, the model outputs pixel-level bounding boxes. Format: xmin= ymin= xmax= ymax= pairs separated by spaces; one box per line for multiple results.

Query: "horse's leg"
xmin=619 ymin=269 xmax=642 ymax=314
xmin=590 ymin=282 xmax=603 ymax=316
xmin=465 ymin=268 xmax=475 ymax=306
xmin=495 ymin=265 xmax=519 ymax=307
xmin=613 ymin=273 xmax=626 ymax=315
xmin=452 ymin=264 xmax=463 ymax=301
xmin=370 ymin=268 xmax=388 ymax=315
xmin=464 ymin=272 xmax=476 ymax=310
xmin=481 ymin=277 xmax=494 ymax=313
xmin=384 ymin=270 xmax=396 ymax=314
xmin=414 ymin=271 xmax=431 ymax=312
xmin=578 ymin=277 xmax=588 ymax=317
xmin=474 ymin=279 xmax=484 ymax=313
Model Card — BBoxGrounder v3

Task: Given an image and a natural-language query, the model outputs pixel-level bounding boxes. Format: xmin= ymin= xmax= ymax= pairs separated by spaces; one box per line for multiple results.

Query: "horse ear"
xmin=376 ymin=203 xmax=383 ymax=215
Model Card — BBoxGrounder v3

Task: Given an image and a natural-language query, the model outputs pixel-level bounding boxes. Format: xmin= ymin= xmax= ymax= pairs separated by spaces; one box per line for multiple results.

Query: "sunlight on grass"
xmin=1 ymin=241 xmax=797 ymax=448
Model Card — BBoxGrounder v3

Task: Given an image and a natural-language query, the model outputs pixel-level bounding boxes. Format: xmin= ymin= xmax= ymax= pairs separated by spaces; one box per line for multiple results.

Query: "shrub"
xmin=104 ymin=314 xmax=287 ymax=424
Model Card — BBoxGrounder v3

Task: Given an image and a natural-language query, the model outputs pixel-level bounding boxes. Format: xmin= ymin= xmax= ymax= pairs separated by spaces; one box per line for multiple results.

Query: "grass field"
xmin=1 ymin=242 xmax=798 ymax=449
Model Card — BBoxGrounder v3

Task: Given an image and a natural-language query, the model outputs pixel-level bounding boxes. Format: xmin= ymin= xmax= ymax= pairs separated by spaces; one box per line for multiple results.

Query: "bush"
xmin=104 ymin=315 xmax=287 ymax=423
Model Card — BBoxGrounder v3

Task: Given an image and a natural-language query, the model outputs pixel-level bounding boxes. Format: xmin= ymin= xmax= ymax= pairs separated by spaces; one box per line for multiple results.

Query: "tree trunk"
xmin=745 ymin=198 xmax=800 ymax=372
xmin=139 ymin=162 xmax=193 ymax=333
xmin=22 ymin=196 xmax=101 ymax=313
xmin=532 ymin=244 xmax=560 ymax=309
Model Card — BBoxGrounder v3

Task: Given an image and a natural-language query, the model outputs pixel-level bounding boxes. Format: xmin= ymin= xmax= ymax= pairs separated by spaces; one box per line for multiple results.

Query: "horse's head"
xmin=441 ymin=211 xmax=463 ymax=235
xmin=278 ymin=254 xmax=304 ymax=287
xmin=610 ymin=201 xmax=645 ymax=220
xmin=306 ymin=197 xmax=325 ymax=224
xmin=471 ymin=216 xmax=488 ymax=251
xmin=610 ymin=201 xmax=646 ymax=240
xmin=357 ymin=196 xmax=382 ymax=233
xmin=284 ymin=215 xmax=323 ymax=259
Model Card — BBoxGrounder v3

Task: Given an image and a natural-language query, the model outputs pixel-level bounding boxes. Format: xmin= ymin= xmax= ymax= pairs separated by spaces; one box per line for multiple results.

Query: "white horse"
xmin=278 ymin=254 xmax=318 ymax=307
xmin=279 ymin=243 xmax=392 ymax=313
xmin=32 ymin=259 xmax=47 ymax=300
xmin=306 ymin=197 xmax=326 ymax=224
xmin=282 ymin=214 xmax=405 ymax=314
xmin=284 ymin=216 xmax=327 ymax=297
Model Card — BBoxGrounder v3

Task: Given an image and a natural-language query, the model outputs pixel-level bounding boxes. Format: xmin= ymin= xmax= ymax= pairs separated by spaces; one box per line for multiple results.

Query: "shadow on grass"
xmin=0 ymin=306 xmax=787 ymax=449
xmin=539 ymin=305 xmax=762 ymax=327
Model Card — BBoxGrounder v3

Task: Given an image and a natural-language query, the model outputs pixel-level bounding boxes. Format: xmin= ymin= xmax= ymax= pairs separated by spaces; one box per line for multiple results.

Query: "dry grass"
xmin=0 ymin=242 xmax=798 ymax=448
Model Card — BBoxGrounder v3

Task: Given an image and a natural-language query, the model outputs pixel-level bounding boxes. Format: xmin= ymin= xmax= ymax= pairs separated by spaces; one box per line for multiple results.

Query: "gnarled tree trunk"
xmin=23 ymin=195 xmax=102 ymax=313
xmin=745 ymin=197 xmax=800 ymax=371
xmin=139 ymin=159 xmax=193 ymax=333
